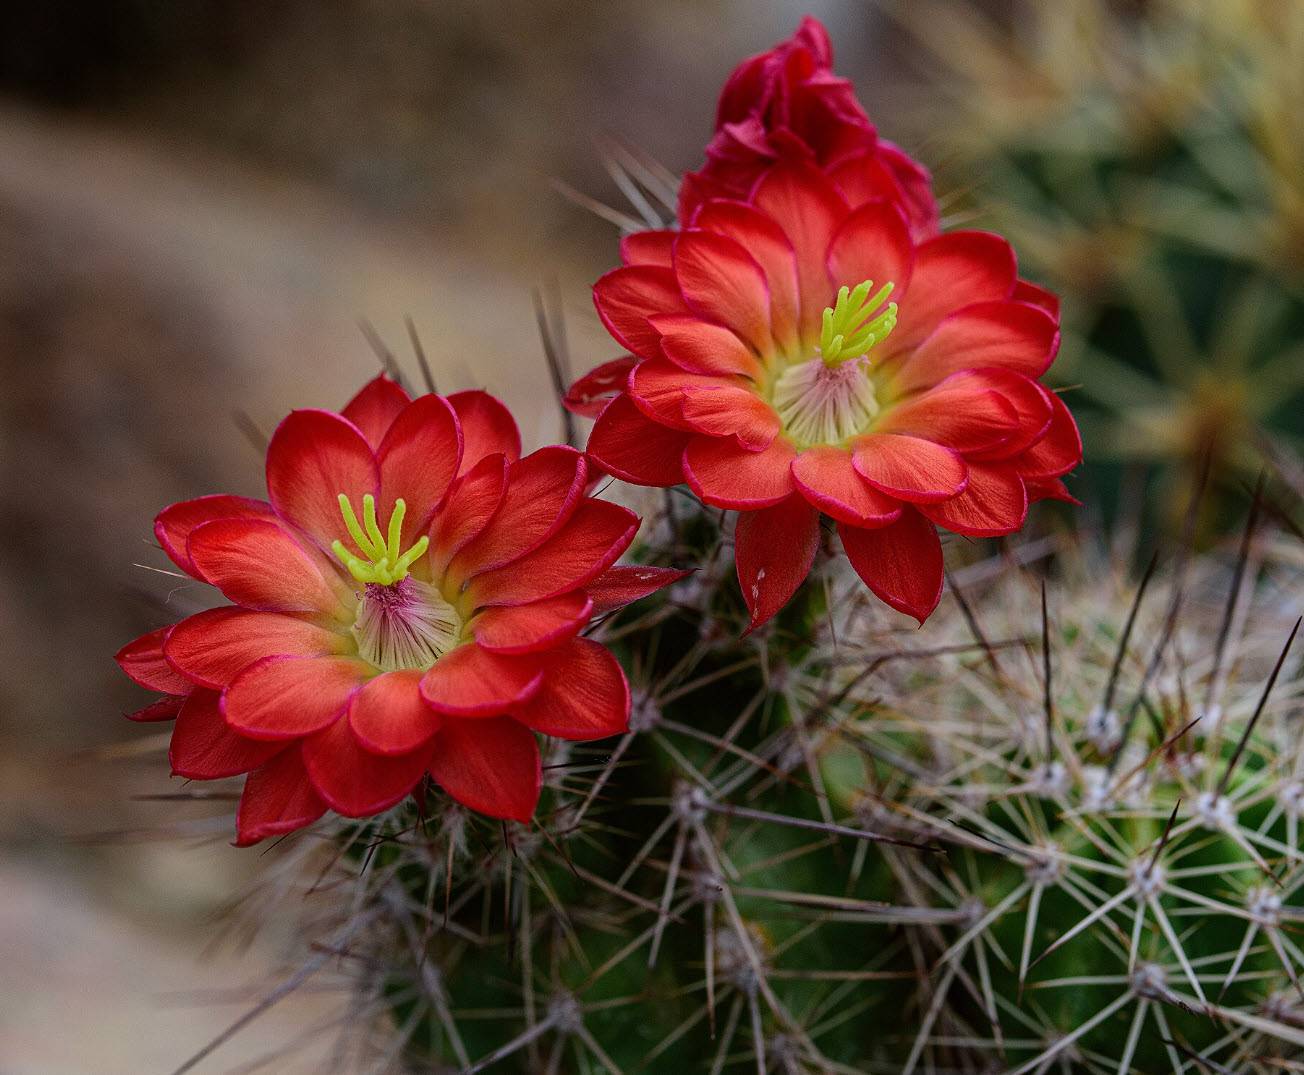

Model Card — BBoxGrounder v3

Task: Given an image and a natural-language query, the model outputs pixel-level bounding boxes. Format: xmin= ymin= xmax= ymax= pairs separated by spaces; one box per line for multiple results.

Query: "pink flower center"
xmin=352 ymin=576 xmax=462 ymax=673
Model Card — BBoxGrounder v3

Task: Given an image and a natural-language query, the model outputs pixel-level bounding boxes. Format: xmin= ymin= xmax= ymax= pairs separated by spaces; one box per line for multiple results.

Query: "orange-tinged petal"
xmin=564 ymin=356 xmax=636 ymax=418
xmin=652 ymin=316 xmax=761 ymax=378
xmin=826 ymin=200 xmax=914 ymax=308
xmin=347 ymin=669 xmax=440 ymax=756
xmin=673 ymin=229 xmax=773 ymax=354
xmin=792 ymin=445 xmax=902 ymax=527
xmin=428 ymin=717 xmax=540 ymax=823
xmin=234 ymin=747 xmax=326 ymax=846
xmin=472 ymin=592 xmax=593 ymax=654
xmin=514 ymin=638 xmax=630 ymax=740
xmin=340 ymin=375 xmax=411 ymax=448
xmin=586 ymin=393 xmax=691 ymax=487
xmin=428 ymin=453 xmax=509 ymax=576
xmin=303 ymin=716 xmax=432 ymax=816
xmin=224 ymin=655 xmax=369 ymax=740
xmin=852 ymin=434 xmax=968 ymax=504
xmin=154 ymin=494 xmax=276 ymax=578
xmin=447 ymin=390 xmax=521 ymax=473
xmin=920 ymin=461 xmax=1028 ymax=537
xmin=419 ymin=644 xmax=542 ymax=716
xmin=170 ymin=688 xmax=284 ymax=779
xmin=593 ymin=265 xmax=689 ymax=359
xmin=839 ymin=509 xmax=944 ymax=624
xmin=188 ymin=518 xmax=346 ymax=616
xmin=683 ymin=434 xmax=797 ymax=509
xmin=879 ymin=375 xmax=1020 ymax=454
xmin=165 ymin=608 xmax=347 ymax=689
xmin=116 ymin=625 xmax=192 ymax=694
xmin=679 ymin=385 xmax=781 ymax=450
xmin=377 ymin=393 xmax=463 ymax=546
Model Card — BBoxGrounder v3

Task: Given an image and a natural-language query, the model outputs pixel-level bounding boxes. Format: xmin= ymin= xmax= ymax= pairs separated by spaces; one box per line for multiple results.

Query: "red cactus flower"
xmin=116 ymin=376 xmax=684 ymax=845
xmin=575 ymin=162 xmax=1080 ymax=630
xmin=678 ymin=16 xmax=937 ymax=240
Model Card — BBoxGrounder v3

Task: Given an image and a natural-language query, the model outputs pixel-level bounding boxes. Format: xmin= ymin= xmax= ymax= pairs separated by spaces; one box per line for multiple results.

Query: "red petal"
xmin=447 ymin=390 xmax=522 ymax=473
xmin=673 ymin=230 xmax=773 ymax=353
xmin=879 ymin=374 xmax=1020 ymax=454
xmin=466 ymin=499 xmax=638 ymax=607
xmin=514 ymin=638 xmax=629 ymax=740
xmin=377 ymin=393 xmax=463 ymax=547
xmin=165 ymin=608 xmax=347 ymax=689
xmin=154 ymin=495 xmax=275 ymax=577
xmin=826 ymin=200 xmax=914 ymax=307
xmin=419 ymin=644 xmax=543 ymax=716
xmin=630 ymin=359 xmax=733 ymax=430
xmin=920 ymin=461 xmax=1028 ymax=537
xmin=652 ymin=315 xmax=762 ymax=378
xmin=593 ymin=265 xmax=689 ymax=359
xmin=303 ymin=716 xmax=432 ymax=816
xmin=429 ymin=717 xmax=540 ymax=822
xmin=347 ymin=669 xmax=440 ymax=756
xmin=586 ymin=393 xmax=691 ymax=487
xmin=169 ymin=689 xmax=284 ymax=779
xmin=234 ymin=747 xmax=326 ymax=846
xmin=116 ymin=626 xmax=192 ymax=693
xmin=188 ymin=518 xmax=346 ymax=615
xmin=451 ymin=446 xmax=587 ymax=579
xmin=585 ymin=565 xmax=693 ymax=615
xmin=852 ymin=434 xmax=968 ymax=503
xmin=680 ymin=385 xmax=781 ymax=450
xmin=428 ymin=453 xmax=508 ymax=576
xmin=1016 ymin=392 xmax=1082 ymax=480
xmin=621 ymin=230 xmax=676 ymax=268
xmin=472 ymin=592 xmax=593 ymax=654
xmin=265 ymin=409 xmax=380 ymax=554
xmin=751 ymin=163 xmax=848 ymax=337
xmin=792 ymin=445 xmax=902 ymax=526
xmin=683 ymin=435 xmax=797 ymax=509
xmin=839 ymin=510 xmax=944 ymax=623
xmin=564 ymin=357 xmax=637 ymax=418
xmin=1013 ymin=278 xmax=1060 ymax=319
xmin=340 ymin=375 xmax=411 ymax=448
xmin=689 ymin=200 xmax=800 ymax=348
xmin=890 ymin=232 xmax=1018 ymax=353
xmin=892 ymin=301 xmax=1060 ymax=395
xmin=224 ymin=655 xmax=369 ymax=740
xmin=1026 ymin=476 xmax=1080 ymax=505
xmin=965 ymin=369 xmax=1054 ymax=460
xmin=128 ymin=696 xmax=186 ymax=722
xmin=735 ymin=494 xmax=821 ymax=632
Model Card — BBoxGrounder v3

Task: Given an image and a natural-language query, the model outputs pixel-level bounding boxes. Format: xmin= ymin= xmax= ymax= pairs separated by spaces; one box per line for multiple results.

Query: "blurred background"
xmin=0 ymin=0 xmax=1299 ymax=1070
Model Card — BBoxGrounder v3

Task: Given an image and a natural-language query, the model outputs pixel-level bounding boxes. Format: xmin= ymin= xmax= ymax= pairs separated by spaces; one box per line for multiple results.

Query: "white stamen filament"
xmin=353 ymin=576 xmax=462 ymax=673
xmin=771 ymin=355 xmax=880 ymax=447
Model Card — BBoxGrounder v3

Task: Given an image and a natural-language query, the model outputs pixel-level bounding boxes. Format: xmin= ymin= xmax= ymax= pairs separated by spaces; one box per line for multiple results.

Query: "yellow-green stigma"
xmin=332 ymin=493 xmax=429 ymax=586
xmin=819 ymin=279 xmax=897 ymax=366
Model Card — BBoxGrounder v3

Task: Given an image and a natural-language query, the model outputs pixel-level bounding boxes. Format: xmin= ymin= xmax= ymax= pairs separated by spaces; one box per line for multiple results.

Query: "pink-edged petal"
xmin=629 ymin=359 xmax=732 ymax=431
xmin=471 ymin=592 xmax=593 ymax=655
xmin=652 ymin=315 xmax=762 ymax=378
xmin=347 ymin=669 xmax=440 ymax=756
xmin=585 ymin=565 xmax=693 ymax=615
xmin=673 ymin=229 xmax=772 ymax=353
xmin=1015 ymin=392 xmax=1082 ymax=480
xmin=564 ymin=357 xmax=637 ymax=418
xmin=751 ymin=163 xmax=848 ymax=337
xmin=466 ymin=500 xmax=639 ymax=607
xmin=920 ymin=461 xmax=1029 ymax=537
xmin=621 ymin=230 xmax=676 ymax=268
xmin=826 ymin=200 xmax=914 ymax=307
xmin=116 ymin=626 xmax=192 ymax=693
xmin=447 ymin=390 xmax=522 ymax=473
xmin=340 ymin=375 xmax=411 ymax=448
xmin=127 ymin=696 xmax=185 ymax=723
xmin=514 ymin=638 xmax=629 ymax=740
xmin=165 ymin=608 xmax=347 ymax=690
xmin=451 ymin=446 xmax=587 ymax=579
xmin=169 ymin=688 xmax=284 ymax=779
xmin=234 ymin=747 xmax=326 ymax=846
xmin=188 ymin=518 xmax=346 ymax=616
xmin=792 ymin=445 xmax=902 ymax=527
xmin=586 ymin=393 xmax=691 ymax=487
xmin=1025 ymin=476 xmax=1080 ymax=505
xmin=878 ymin=375 xmax=1020 ymax=454
xmin=876 ymin=140 xmax=941 ymax=239
xmin=735 ymin=494 xmax=820 ymax=633
xmin=429 ymin=453 xmax=508 ymax=576
xmin=852 ymin=434 xmax=968 ymax=504
xmin=889 ymin=232 xmax=1018 ymax=353
xmin=428 ymin=717 xmax=540 ymax=823
xmin=419 ymin=644 xmax=542 ymax=716
xmin=265 ymin=409 xmax=380 ymax=555
xmin=224 ymin=655 xmax=369 ymax=740
xmin=839 ymin=510 xmax=944 ymax=624
xmin=892 ymin=300 xmax=1060 ymax=395
xmin=303 ymin=716 xmax=432 ymax=816
xmin=154 ymin=495 xmax=275 ymax=577
xmin=965 ymin=369 xmax=1055 ymax=460
xmin=593 ymin=265 xmax=690 ymax=359
xmin=690 ymin=200 xmax=800 ymax=349
xmin=1013 ymin=278 xmax=1060 ymax=319
xmin=679 ymin=385 xmax=781 ymax=450
xmin=683 ymin=435 xmax=797 ymax=509
xmin=376 ymin=393 xmax=463 ymax=546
